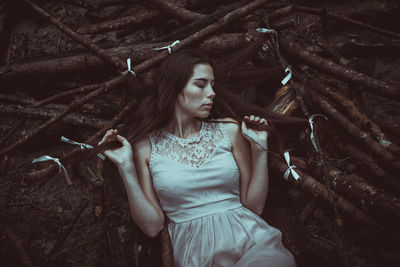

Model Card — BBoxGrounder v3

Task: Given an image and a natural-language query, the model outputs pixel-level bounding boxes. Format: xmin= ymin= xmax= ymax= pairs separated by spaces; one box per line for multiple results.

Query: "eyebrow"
xmin=194 ymin=78 xmax=215 ymax=82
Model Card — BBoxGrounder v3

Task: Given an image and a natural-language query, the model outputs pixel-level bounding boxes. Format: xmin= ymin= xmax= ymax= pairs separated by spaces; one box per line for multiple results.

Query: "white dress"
xmin=148 ymin=121 xmax=296 ymax=267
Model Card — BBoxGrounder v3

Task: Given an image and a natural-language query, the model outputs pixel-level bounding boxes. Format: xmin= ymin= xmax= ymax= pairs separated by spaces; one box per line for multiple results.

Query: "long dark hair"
xmin=126 ymin=49 xmax=214 ymax=142
xmin=65 ymin=40 xmax=305 ymax=165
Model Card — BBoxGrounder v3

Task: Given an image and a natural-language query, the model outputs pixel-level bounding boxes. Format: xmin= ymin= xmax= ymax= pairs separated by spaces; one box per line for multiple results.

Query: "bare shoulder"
xmin=132 ymin=136 xmax=151 ymax=163
xmin=221 ymin=117 xmax=240 ymax=140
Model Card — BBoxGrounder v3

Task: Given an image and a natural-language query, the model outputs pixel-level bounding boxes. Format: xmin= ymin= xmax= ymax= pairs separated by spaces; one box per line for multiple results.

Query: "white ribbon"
xmin=153 ymin=40 xmax=180 ymax=54
xmin=283 ymin=151 xmax=300 ymax=181
xmin=61 ymin=136 xmax=105 ymax=160
xmin=308 ymin=114 xmax=328 ymax=152
xmin=61 ymin=136 xmax=92 ymax=150
xmin=32 ymin=155 xmax=72 ymax=185
xmin=256 ymin=28 xmax=279 ymax=50
xmin=256 ymin=28 xmax=275 ymax=33
xmin=281 ymin=67 xmax=292 ymax=85
xmin=380 ymin=139 xmax=392 ymax=147
xmin=121 ymin=58 xmax=136 ymax=76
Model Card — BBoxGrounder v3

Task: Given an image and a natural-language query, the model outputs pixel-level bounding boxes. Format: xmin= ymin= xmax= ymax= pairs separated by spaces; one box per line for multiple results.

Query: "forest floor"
xmin=1 ymin=0 xmax=400 ymax=266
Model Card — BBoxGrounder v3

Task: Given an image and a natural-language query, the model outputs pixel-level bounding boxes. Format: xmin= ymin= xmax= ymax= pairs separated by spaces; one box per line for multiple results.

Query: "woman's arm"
xmin=99 ymin=130 xmax=165 ymax=237
xmin=222 ymin=117 xmax=269 ymax=215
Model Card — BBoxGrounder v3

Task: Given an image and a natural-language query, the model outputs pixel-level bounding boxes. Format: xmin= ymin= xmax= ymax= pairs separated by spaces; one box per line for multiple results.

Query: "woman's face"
xmin=176 ymin=63 xmax=215 ymax=119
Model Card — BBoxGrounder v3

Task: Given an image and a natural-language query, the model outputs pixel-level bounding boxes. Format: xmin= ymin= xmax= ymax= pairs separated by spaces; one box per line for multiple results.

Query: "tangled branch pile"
xmin=0 ymin=0 xmax=399 ymax=266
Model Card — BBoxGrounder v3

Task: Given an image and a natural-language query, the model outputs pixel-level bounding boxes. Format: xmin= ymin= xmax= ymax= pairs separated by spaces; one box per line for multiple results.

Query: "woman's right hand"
xmin=98 ymin=129 xmax=133 ymax=168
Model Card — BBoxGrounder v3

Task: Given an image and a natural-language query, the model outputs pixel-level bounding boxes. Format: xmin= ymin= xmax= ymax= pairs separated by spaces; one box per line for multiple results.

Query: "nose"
xmin=206 ymin=84 xmax=216 ymax=99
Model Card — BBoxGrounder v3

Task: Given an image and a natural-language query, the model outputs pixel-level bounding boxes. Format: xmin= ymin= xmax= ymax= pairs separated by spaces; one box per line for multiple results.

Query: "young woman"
xmin=98 ymin=49 xmax=296 ymax=266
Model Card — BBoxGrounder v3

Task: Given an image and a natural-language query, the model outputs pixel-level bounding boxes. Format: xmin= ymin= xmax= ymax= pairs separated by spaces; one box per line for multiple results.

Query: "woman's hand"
xmin=241 ymin=115 xmax=268 ymax=151
xmin=98 ymin=129 xmax=133 ymax=168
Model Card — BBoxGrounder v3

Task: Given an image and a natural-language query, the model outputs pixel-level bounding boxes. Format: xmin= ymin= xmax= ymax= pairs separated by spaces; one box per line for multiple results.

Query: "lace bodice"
xmin=149 ymin=121 xmax=228 ymax=168
xmin=148 ymin=120 xmax=241 ymax=223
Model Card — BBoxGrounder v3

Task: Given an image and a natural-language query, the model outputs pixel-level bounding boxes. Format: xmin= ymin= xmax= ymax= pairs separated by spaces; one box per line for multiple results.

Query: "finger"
xmin=116 ymin=135 xmax=130 ymax=145
xmin=249 ymin=115 xmax=255 ymax=120
xmin=254 ymin=116 xmax=260 ymax=122
xmin=99 ymin=129 xmax=117 ymax=145
xmin=260 ymin=118 xmax=267 ymax=125
xmin=241 ymin=121 xmax=248 ymax=131
xmin=99 ymin=131 xmax=111 ymax=145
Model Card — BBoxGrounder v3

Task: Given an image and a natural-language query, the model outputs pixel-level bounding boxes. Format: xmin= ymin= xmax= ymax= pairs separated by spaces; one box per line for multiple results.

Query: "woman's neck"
xmin=165 ymin=113 xmax=202 ymax=139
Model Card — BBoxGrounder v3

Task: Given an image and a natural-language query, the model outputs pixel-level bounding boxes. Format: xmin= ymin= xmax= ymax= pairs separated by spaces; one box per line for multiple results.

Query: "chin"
xmin=196 ymin=111 xmax=211 ymax=119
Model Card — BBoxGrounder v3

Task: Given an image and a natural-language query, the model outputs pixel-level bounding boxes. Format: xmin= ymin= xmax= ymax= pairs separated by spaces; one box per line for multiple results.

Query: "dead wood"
xmin=298 ymin=200 xmax=317 ymax=223
xmin=308 ymin=90 xmax=400 ymax=173
xmin=279 ymin=5 xmax=400 ymax=39
xmin=0 ymin=75 xmax=125 ymax=159
xmin=267 ymin=5 xmax=293 ymax=22
xmin=271 ymin=18 xmax=298 ymax=31
xmin=269 ymin=85 xmax=299 ymax=115
xmin=24 ymin=0 xmax=127 ymax=71
xmin=308 ymin=79 xmax=399 ymax=153
xmin=270 ymin=157 xmax=387 ymax=238
xmin=315 ymin=38 xmax=350 ymax=66
xmin=31 ymin=84 xmax=102 ymax=108
xmin=5 ymin=226 xmax=35 ymax=267
xmin=149 ymin=0 xmax=206 ymax=23
xmin=326 ymin=165 xmax=400 ymax=225
xmin=370 ymin=113 xmax=400 ymax=137
xmin=55 ymin=0 xmax=97 ymax=9
xmin=0 ymin=103 xmax=108 ymax=129
xmin=335 ymin=39 xmax=400 ymax=58
xmin=279 ymin=153 xmax=400 ymax=227
xmin=43 ymin=201 xmax=89 ymax=260
xmin=107 ymin=0 xmax=272 ymax=79
xmin=157 ymin=0 xmax=251 ymax=41
xmin=21 ymin=0 xmax=271 ymax=180
xmin=85 ymin=0 xmax=130 ymax=9
xmin=0 ymin=34 xmax=245 ymax=81
xmin=0 ymin=93 xmax=38 ymax=106
xmin=26 ymin=95 xmax=137 ymax=182
xmin=76 ymin=10 xmax=160 ymax=34
xmin=3 ymin=0 xmax=400 ymax=265
xmin=0 ymin=93 xmax=104 ymax=116
xmin=0 ymin=120 xmax=25 ymax=147
xmin=334 ymin=141 xmax=400 ymax=196
xmin=280 ymin=39 xmax=400 ymax=101
xmin=268 ymin=73 xmax=399 ymax=238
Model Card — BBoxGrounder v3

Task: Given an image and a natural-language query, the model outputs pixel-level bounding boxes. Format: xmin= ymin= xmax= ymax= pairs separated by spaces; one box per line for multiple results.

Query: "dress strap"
xmin=216 ymin=119 xmax=234 ymax=149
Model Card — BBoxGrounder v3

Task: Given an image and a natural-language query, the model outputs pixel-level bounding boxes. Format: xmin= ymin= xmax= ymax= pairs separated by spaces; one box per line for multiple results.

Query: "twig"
xmin=24 ymin=0 xmax=127 ymax=71
xmin=0 ymin=75 xmax=125 ymax=158
xmin=0 ymin=34 xmax=245 ymax=81
xmin=32 ymin=84 xmax=102 ymax=107
xmin=77 ymin=10 xmax=160 ymax=34
xmin=270 ymin=157 xmax=388 ymax=238
xmin=44 ymin=201 xmax=89 ymax=260
xmin=0 ymin=119 xmax=26 ymax=148
xmin=5 ymin=226 xmax=35 ymax=267
xmin=157 ymin=0 xmax=251 ymax=42
xmin=309 ymin=90 xmax=400 ymax=173
xmin=24 ymin=0 xmax=274 ymax=181
xmin=281 ymin=38 xmax=400 ymax=101
xmin=309 ymin=79 xmax=400 ymax=153
xmin=288 ymin=5 xmax=400 ymax=39
xmin=0 ymin=103 xmax=109 ymax=129
xmin=149 ymin=0 xmax=205 ymax=22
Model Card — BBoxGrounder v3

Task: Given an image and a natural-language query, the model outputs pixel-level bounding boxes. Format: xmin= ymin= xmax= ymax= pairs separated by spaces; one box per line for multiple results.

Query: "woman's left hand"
xmin=241 ymin=115 xmax=268 ymax=151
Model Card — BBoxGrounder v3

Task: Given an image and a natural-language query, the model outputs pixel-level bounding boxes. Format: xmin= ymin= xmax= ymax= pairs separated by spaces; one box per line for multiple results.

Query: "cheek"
xmin=182 ymin=89 xmax=203 ymax=107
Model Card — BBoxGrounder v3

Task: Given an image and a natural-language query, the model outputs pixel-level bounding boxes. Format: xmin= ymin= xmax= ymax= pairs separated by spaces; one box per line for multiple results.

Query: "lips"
xmin=202 ymin=103 xmax=213 ymax=110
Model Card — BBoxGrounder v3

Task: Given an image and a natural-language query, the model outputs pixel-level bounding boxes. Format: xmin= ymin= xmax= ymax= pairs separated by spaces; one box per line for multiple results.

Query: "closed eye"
xmin=195 ymin=83 xmax=205 ymax=88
